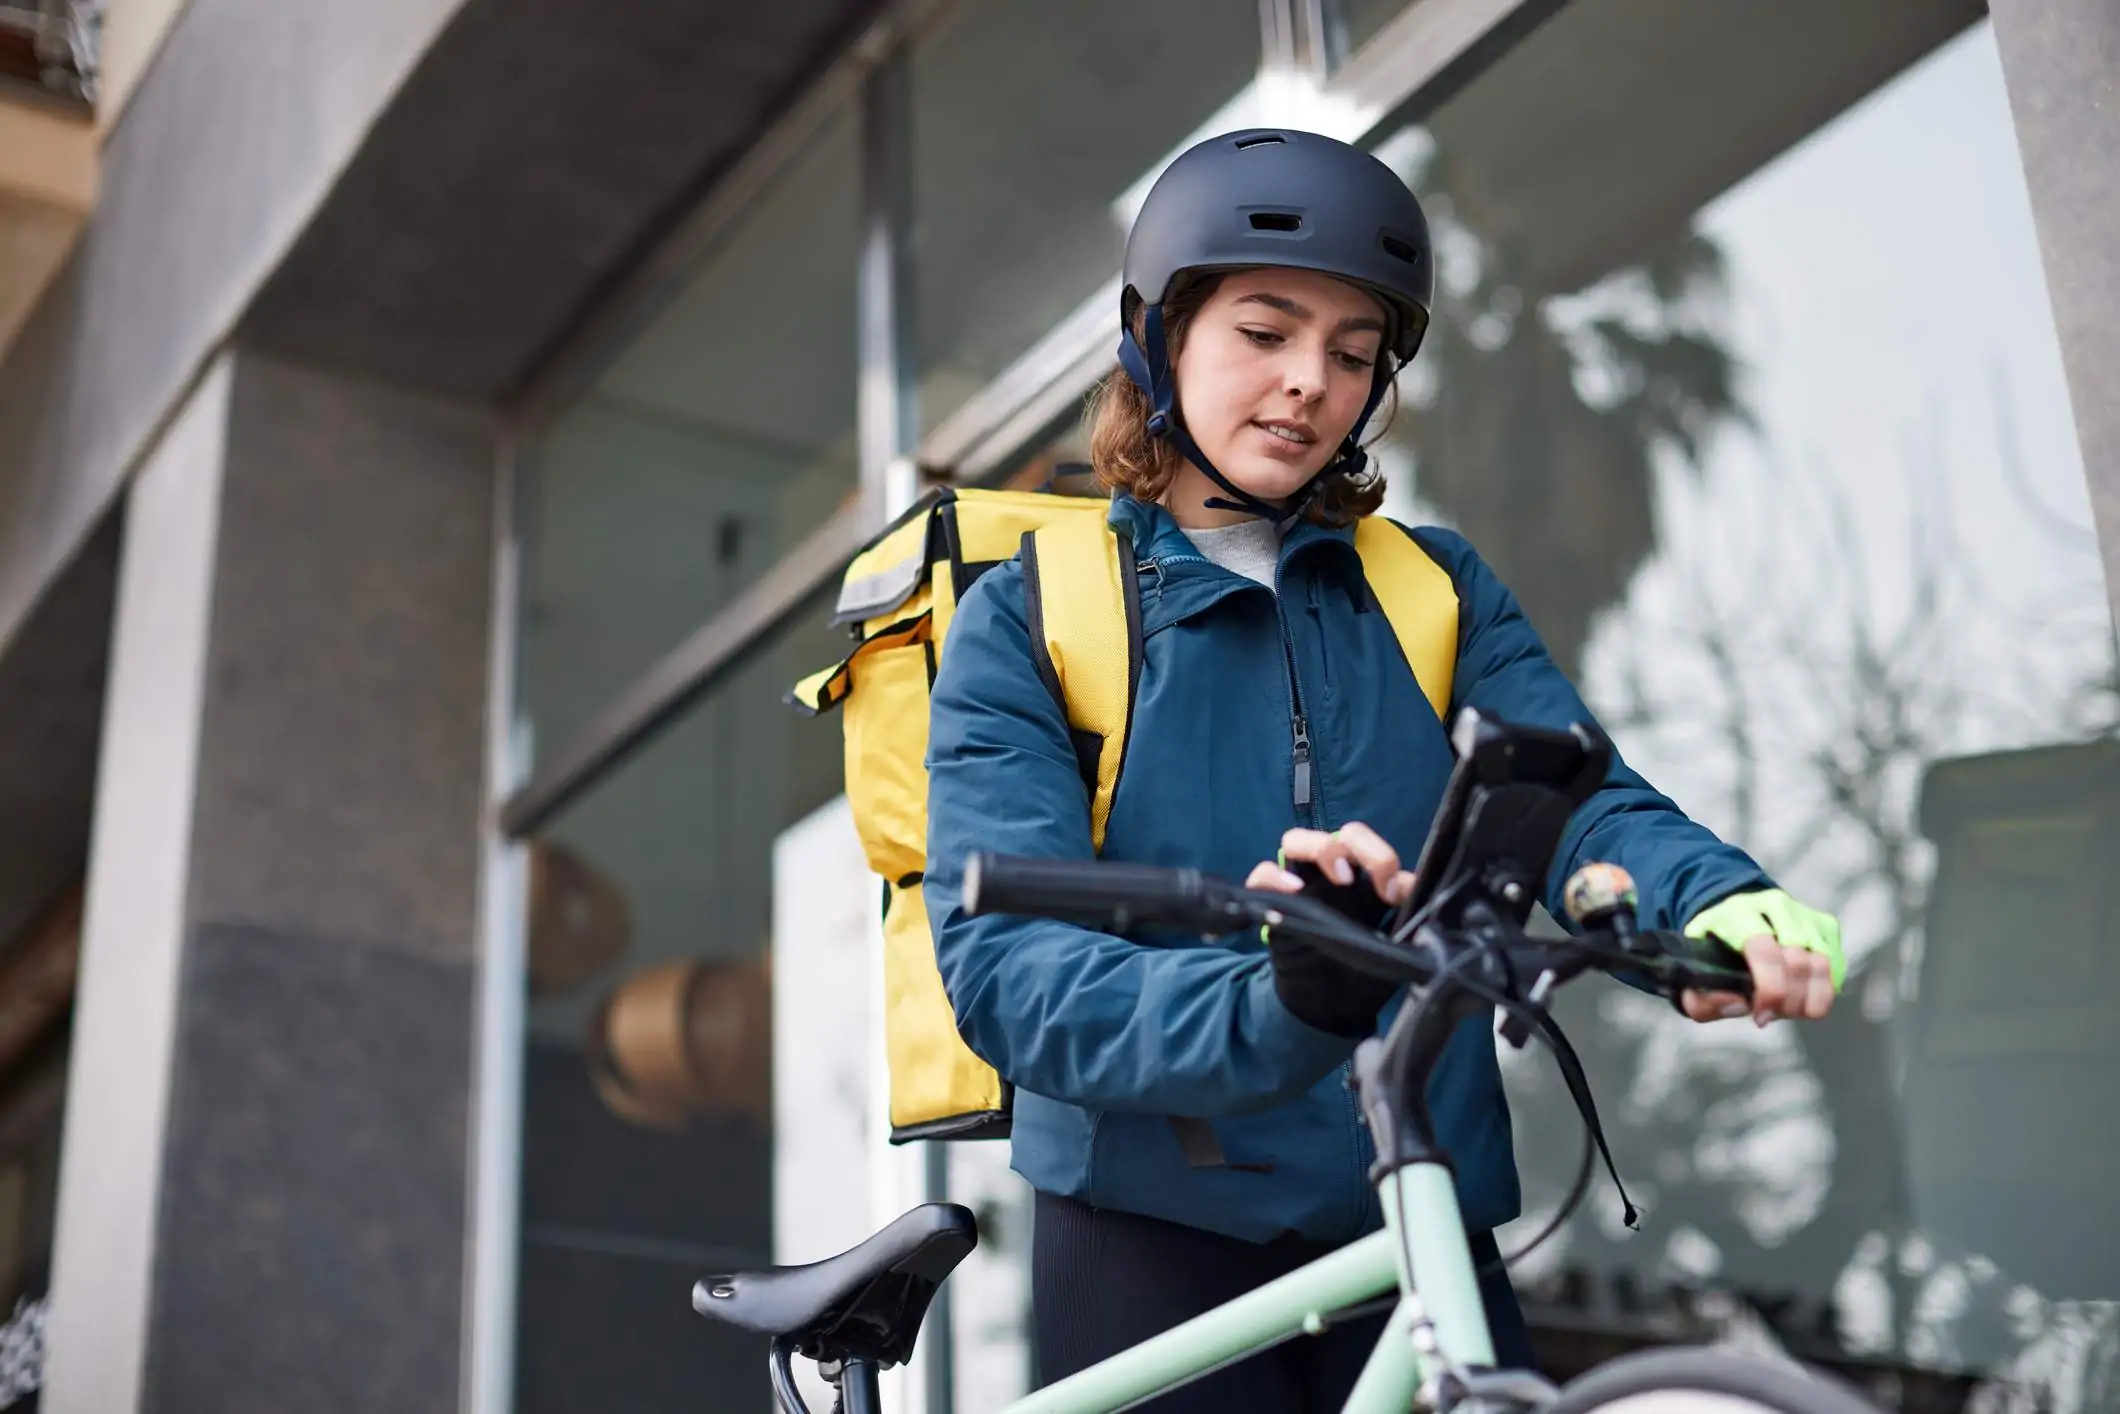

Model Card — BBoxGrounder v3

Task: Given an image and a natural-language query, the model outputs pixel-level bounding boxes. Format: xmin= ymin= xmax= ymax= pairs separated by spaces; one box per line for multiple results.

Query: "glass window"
xmin=507 ymin=99 xmax=861 ymax=1410
xmin=510 ymin=592 xmax=846 ymax=1413
xmin=516 ymin=103 xmax=859 ymax=768
xmin=1373 ymin=8 xmax=2116 ymax=1408
xmin=907 ymin=0 xmax=1261 ymax=437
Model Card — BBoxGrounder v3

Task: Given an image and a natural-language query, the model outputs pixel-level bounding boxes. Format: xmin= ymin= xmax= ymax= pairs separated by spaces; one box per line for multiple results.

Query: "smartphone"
xmin=1393 ymin=708 xmax=1612 ymax=931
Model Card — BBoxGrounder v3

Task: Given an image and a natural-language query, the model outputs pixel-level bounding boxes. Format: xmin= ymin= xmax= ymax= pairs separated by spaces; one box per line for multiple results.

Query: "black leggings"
xmin=1032 ymin=1191 xmax=1536 ymax=1413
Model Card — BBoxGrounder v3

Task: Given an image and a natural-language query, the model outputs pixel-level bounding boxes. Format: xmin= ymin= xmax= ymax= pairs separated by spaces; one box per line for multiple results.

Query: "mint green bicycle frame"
xmin=1004 ymin=1163 xmax=1494 ymax=1414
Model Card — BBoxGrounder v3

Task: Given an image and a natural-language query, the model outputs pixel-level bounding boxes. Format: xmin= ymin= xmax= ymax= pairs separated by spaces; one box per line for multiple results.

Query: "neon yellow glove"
xmin=1683 ymin=888 xmax=1845 ymax=992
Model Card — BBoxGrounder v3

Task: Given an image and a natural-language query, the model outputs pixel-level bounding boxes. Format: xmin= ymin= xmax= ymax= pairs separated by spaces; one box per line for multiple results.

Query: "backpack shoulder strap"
xmin=1018 ymin=517 xmax=1141 ymax=854
xmin=1354 ymin=517 xmax=1459 ymax=720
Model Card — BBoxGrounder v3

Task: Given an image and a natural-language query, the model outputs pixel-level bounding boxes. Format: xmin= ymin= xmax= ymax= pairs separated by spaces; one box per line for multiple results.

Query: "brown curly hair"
xmin=1087 ymin=274 xmax=1396 ymax=528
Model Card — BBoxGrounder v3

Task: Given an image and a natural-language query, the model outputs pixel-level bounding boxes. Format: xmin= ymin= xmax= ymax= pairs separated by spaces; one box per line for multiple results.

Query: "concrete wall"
xmin=1990 ymin=0 xmax=2120 ymax=622
xmin=98 ymin=0 xmax=196 ymax=136
xmin=0 ymin=0 xmax=471 ymax=669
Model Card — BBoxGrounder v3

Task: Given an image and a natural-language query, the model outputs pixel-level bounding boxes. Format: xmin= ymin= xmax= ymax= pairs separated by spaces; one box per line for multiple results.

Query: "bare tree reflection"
xmin=1389 ymin=145 xmax=1754 ymax=674
xmin=1490 ymin=400 xmax=2120 ymax=1411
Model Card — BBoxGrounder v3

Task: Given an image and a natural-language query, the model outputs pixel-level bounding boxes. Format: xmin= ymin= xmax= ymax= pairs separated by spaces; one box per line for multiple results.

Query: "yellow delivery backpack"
xmin=790 ymin=486 xmax=1461 ymax=1142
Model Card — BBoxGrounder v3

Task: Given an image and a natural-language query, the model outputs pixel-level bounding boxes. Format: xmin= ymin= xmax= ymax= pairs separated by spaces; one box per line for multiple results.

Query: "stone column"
xmin=45 ymin=349 xmax=497 ymax=1413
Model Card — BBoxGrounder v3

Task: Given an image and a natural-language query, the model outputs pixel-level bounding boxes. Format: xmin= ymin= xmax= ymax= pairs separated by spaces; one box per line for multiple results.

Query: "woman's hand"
xmin=1679 ymin=938 xmax=1836 ymax=1026
xmin=1679 ymin=889 xmax=1844 ymax=1026
xmin=1245 ymin=822 xmax=1416 ymax=910
xmin=1245 ymin=823 xmax=1409 ymax=1039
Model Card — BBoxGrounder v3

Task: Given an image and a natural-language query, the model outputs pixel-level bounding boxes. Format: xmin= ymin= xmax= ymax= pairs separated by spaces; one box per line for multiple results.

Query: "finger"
xmin=1279 ymin=827 xmax=1359 ymax=885
xmin=1772 ymin=949 xmax=1814 ymax=1019
xmin=1271 ymin=822 xmax=1356 ymax=877
xmin=1387 ymin=869 xmax=1417 ymax=906
xmin=1799 ymin=949 xmax=1836 ymax=1019
xmin=1278 ymin=828 xmax=1334 ymax=864
xmin=1245 ymin=860 xmax=1306 ymax=894
xmin=1681 ymin=989 xmax=1750 ymax=1023
xmin=1743 ymin=934 xmax=1787 ymax=1024
xmin=1271 ymin=831 xmax=1356 ymax=886
xmin=1331 ymin=822 xmax=1403 ymax=897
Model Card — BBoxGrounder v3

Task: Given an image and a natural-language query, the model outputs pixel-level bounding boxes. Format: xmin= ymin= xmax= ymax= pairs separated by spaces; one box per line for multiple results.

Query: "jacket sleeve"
xmin=1412 ymin=527 xmax=1773 ymax=931
xmin=922 ymin=559 xmax=1355 ymax=1116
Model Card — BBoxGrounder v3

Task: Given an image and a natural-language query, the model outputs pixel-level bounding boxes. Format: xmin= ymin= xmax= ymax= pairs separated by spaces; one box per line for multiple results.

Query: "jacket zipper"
xmin=1274 ymin=560 xmax=1318 ymax=826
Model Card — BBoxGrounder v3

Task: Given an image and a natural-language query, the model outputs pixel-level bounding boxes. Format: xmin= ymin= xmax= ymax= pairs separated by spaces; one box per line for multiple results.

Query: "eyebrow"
xmin=1235 ymin=291 xmax=1387 ymax=338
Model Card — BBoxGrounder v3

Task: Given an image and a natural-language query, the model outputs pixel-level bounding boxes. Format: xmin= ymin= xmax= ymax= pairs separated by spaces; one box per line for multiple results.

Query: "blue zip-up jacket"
xmin=923 ymin=494 xmax=1770 ymax=1246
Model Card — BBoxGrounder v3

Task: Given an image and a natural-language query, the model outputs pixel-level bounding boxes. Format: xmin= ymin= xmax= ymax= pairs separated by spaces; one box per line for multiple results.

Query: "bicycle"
xmin=693 ymin=711 xmax=1882 ymax=1414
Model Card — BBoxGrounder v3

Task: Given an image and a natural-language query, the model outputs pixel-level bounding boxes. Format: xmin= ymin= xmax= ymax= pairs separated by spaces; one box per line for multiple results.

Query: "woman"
xmin=922 ymin=129 xmax=1841 ymax=1411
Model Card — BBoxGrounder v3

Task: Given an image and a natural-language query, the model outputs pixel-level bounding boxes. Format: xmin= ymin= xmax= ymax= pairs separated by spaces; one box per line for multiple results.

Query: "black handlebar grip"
xmin=1648 ymin=929 xmax=1755 ymax=996
xmin=963 ymin=853 xmax=1244 ymax=934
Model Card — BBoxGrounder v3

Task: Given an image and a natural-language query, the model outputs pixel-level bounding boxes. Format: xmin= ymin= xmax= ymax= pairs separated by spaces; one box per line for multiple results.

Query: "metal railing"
xmin=0 ymin=0 xmax=100 ymax=106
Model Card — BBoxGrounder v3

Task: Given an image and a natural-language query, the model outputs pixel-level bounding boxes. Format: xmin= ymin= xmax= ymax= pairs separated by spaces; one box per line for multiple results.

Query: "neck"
xmin=1159 ymin=461 xmax=1282 ymax=529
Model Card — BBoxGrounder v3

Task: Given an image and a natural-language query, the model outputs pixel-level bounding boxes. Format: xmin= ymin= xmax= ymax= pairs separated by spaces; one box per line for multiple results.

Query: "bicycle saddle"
xmin=692 ymin=1203 xmax=978 ymax=1366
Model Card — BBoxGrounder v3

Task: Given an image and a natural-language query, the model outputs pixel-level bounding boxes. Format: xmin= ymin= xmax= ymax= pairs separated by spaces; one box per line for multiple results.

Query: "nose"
xmin=1279 ymin=341 xmax=1330 ymax=406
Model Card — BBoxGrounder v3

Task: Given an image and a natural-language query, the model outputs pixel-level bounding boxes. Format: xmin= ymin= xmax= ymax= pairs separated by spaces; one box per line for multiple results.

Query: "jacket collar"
xmin=1105 ymin=493 xmax=1355 ymax=571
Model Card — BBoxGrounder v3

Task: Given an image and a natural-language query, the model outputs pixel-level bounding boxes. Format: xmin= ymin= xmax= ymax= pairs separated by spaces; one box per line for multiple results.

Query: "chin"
xmin=1220 ymin=456 xmax=1330 ymax=506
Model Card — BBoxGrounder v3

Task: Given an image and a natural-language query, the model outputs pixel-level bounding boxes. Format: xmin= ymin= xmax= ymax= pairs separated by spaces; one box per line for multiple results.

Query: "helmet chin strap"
xmin=1117 ymin=303 xmax=1391 ymax=530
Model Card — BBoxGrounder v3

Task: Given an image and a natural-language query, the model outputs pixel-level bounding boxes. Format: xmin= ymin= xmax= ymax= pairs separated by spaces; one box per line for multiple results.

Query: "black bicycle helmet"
xmin=1116 ymin=128 xmax=1435 ymax=522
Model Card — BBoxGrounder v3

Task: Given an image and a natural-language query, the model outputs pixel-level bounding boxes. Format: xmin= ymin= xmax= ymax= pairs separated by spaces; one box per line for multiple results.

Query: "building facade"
xmin=0 ymin=1 xmax=2117 ymax=1411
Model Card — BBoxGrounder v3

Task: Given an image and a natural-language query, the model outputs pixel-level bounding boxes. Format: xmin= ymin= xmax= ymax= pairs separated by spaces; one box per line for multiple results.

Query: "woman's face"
xmin=1167 ymin=268 xmax=1387 ymax=523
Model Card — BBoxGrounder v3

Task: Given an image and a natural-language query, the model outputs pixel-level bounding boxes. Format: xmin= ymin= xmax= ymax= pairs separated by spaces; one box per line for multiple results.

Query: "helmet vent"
xmin=1233 ymin=133 xmax=1287 ymax=150
xmin=1380 ymin=233 xmax=1421 ymax=266
xmin=1249 ymin=211 xmax=1304 ymax=233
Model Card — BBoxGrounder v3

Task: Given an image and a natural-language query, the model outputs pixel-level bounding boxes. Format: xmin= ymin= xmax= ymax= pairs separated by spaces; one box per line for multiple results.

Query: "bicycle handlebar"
xmin=961 ymin=852 xmax=1753 ymax=1002
xmin=961 ymin=853 xmax=1249 ymax=936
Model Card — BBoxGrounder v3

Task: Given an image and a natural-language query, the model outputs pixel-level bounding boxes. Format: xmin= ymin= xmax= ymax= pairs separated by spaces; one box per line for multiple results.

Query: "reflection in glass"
xmin=908 ymin=0 xmax=1259 ymax=436
xmin=511 ymin=589 xmax=846 ymax=1413
xmin=517 ymin=103 xmax=859 ymax=766
xmin=1372 ymin=11 xmax=2116 ymax=1410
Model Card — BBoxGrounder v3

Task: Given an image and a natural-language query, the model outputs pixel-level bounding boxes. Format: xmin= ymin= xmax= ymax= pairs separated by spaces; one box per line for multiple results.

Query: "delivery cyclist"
xmin=922 ymin=128 xmax=1843 ymax=1412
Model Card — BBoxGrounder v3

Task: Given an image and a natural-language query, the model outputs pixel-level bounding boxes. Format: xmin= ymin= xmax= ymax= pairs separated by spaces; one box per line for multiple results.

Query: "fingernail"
xmin=1330 ymin=858 xmax=1354 ymax=885
xmin=1720 ymin=1001 xmax=1749 ymax=1020
xmin=1279 ymin=869 xmax=1305 ymax=891
xmin=1755 ymin=1012 xmax=1775 ymax=1029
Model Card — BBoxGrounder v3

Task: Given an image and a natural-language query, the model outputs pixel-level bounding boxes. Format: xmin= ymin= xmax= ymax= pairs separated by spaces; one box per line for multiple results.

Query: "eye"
xmin=1240 ymin=326 xmax=1286 ymax=348
xmin=1333 ymin=350 xmax=1377 ymax=372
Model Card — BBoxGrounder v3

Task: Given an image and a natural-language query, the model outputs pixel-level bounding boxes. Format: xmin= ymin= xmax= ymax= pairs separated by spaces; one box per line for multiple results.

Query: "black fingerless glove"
xmin=1266 ymin=859 xmax=1401 ymax=1038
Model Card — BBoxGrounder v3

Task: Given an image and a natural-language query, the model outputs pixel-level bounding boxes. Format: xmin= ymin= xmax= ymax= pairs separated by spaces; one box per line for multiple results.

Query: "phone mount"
xmin=1389 ymin=709 xmax=1612 ymax=945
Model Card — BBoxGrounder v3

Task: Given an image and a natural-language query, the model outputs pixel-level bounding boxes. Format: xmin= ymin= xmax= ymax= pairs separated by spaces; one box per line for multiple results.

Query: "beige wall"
xmin=0 ymin=97 xmax=95 ymax=357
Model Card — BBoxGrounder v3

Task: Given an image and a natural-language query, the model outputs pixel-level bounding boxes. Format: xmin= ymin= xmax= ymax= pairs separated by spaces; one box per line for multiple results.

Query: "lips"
xmin=1253 ymin=420 xmax=1316 ymax=446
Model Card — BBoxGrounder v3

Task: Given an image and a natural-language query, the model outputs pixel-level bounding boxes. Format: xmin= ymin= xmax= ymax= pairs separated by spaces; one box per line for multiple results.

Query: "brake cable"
xmin=1448 ymin=968 xmax=1640 ymax=1277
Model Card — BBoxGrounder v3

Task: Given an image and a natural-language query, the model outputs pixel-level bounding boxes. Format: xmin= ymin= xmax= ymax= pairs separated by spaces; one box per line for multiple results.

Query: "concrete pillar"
xmin=1989 ymin=0 xmax=2120 ymax=607
xmin=45 ymin=349 xmax=497 ymax=1413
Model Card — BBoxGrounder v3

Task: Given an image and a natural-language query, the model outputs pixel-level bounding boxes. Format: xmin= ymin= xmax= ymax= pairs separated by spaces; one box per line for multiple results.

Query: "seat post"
xmin=836 ymin=1359 xmax=883 ymax=1414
